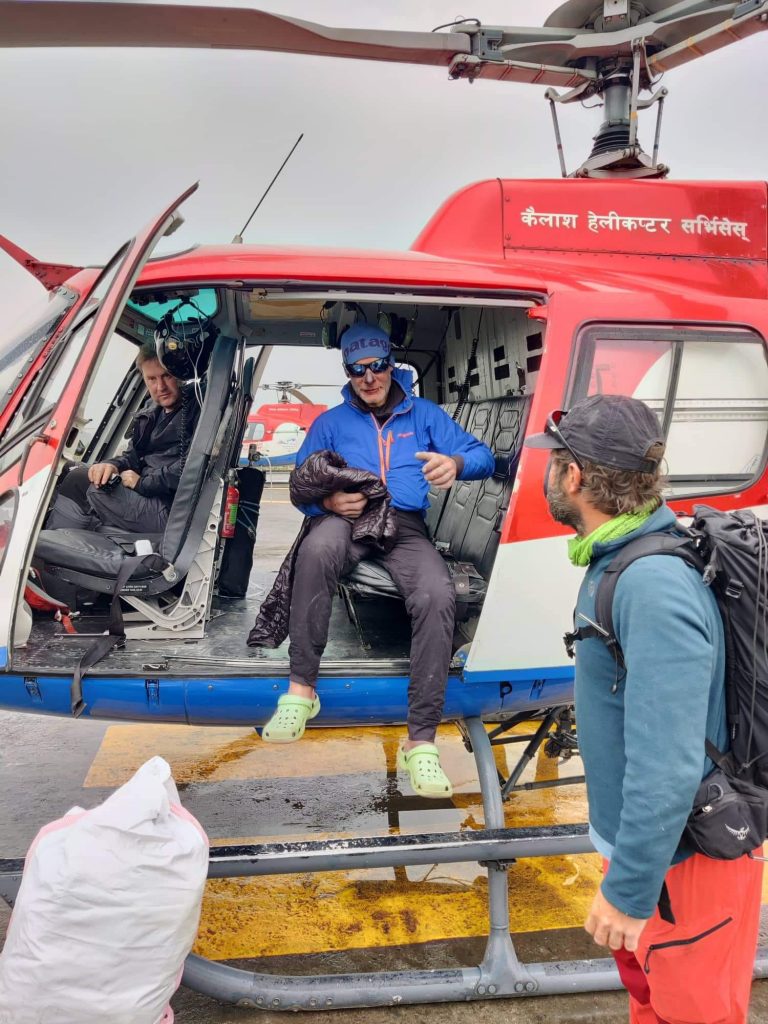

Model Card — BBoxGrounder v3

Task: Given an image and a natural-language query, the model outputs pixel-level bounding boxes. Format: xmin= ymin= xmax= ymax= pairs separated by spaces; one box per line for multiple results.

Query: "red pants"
xmin=607 ymin=852 xmax=763 ymax=1024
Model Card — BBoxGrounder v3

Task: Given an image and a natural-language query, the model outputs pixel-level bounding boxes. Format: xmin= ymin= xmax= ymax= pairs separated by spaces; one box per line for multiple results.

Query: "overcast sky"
xmin=1 ymin=0 xmax=767 ymax=397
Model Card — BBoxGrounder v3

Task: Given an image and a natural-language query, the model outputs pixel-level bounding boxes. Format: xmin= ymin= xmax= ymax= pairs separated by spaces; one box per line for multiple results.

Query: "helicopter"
xmin=0 ymin=0 xmax=767 ymax=1010
xmin=241 ymin=382 xmax=333 ymax=467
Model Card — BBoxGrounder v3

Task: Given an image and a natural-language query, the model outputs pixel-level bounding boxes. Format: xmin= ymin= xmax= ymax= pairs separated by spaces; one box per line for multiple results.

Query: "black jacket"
xmin=247 ymin=450 xmax=397 ymax=649
xmin=113 ymin=391 xmax=199 ymax=504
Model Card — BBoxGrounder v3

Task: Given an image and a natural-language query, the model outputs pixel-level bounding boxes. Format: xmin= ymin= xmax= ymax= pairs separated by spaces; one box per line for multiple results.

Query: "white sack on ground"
xmin=0 ymin=756 xmax=209 ymax=1024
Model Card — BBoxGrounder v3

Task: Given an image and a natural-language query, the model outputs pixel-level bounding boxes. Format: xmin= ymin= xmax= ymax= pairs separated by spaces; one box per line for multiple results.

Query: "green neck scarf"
xmin=568 ymin=502 xmax=658 ymax=567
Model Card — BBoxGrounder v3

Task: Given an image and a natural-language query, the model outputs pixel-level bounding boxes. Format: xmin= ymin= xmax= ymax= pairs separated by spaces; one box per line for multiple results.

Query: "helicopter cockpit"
xmin=19 ymin=277 xmax=541 ymax=683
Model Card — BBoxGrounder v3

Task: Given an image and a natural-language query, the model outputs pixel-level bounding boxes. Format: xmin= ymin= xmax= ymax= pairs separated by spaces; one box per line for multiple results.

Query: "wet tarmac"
xmin=2 ymin=705 xmax=767 ymax=1022
xmin=1 ymin=488 xmax=767 ymax=1022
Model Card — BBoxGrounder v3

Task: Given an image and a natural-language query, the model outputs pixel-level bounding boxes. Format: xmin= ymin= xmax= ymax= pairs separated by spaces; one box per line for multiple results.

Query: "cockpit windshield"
xmin=126 ymin=288 xmax=218 ymax=325
xmin=0 ymin=290 xmax=76 ymax=420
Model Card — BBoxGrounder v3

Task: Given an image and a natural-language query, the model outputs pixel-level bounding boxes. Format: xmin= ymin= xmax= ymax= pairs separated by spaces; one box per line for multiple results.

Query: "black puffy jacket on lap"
xmin=247 ymin=450 xmax=397 ymax=649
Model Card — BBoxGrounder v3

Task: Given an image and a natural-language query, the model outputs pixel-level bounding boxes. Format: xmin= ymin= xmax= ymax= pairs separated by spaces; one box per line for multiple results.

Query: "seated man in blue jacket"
xmin=262 ymin=324 xmax=495 ymax=798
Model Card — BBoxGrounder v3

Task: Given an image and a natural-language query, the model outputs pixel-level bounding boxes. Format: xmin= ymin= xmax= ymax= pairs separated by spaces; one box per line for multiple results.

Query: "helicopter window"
xmin=126 ymin=288 xmax=218 ymax=325
xmin=0 ymin=290 xmax=76 ymax=424
xmin=571 ymin=326 xmax=768 ymax=497
xmin=77 ymin=332 xmax=140 ymax=453
xmin=0 ymin=314 xmax=94 ymax=477
xmin=664 ymin=339 xmax=768 ymax=493
xmin=0 ymin=241 xmax=135 ymax=458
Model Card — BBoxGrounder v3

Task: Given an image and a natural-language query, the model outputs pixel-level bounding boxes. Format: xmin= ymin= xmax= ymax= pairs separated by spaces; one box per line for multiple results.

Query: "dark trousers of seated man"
xmin=288 ymin=509 xmax=456 ymax=742
xmin=46 ymin=465 xmax=170 ymax=535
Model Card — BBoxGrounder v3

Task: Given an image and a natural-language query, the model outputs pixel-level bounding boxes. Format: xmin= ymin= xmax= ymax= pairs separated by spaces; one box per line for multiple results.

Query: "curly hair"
xmin=552 ymin=442 xmax=666 ymax=516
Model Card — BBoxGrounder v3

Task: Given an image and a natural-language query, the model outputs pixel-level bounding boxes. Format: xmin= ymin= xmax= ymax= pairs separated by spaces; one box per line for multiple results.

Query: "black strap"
xmin=705 ymin=737 xmax=729 ymax=769
xmin=70 ymin=552 xmax=168 ymax=718
xmin=591 ymin=532 xmax=703 ymax=665
xmin=454 ymin=309 xmax=483 ymax=421
xmin=657 ymin=881 xmax=675 ymax=925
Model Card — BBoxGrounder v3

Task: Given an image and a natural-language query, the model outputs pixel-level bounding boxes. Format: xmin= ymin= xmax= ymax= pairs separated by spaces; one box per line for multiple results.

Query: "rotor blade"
xmin=286 ymin=388 xmax=312 ymax=404
xmin=497 ymin=2 xmax=766 ymax=68
xmin=0 ymin=2 xmax=470 ymax=66
xmin=648 ymin=1 xmax=768 ymax=73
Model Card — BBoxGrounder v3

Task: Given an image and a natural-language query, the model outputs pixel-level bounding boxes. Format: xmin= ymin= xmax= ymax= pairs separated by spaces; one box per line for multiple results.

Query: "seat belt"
xmin=70 ymin=552 xmax=168 ymax=718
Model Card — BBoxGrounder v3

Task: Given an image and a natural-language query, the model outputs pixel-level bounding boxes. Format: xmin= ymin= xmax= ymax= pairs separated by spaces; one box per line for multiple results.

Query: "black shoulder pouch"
xmin=684 ymin=767 xmax=768 ymax=859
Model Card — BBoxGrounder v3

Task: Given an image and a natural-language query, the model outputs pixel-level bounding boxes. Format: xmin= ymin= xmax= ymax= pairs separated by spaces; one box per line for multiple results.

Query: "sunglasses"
xmin=547 ymin=409 xmax=584 ymax=469
xmin=344 ymin=357 xmax=392 ymax=378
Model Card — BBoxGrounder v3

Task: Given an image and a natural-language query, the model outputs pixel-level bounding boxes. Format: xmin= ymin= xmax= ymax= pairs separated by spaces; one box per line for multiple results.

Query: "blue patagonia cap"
xmin=341 ymin=324 xmax=391 ymax=364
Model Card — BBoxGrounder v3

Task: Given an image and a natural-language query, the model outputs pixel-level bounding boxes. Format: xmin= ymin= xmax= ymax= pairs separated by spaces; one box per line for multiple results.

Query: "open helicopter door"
xmin=0 ymin=184 xmax=198 ymax=668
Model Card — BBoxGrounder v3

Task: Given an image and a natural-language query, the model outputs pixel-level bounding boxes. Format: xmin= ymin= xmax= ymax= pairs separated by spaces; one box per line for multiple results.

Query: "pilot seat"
xmin=33 ymin=335 xmax=253 ymax=641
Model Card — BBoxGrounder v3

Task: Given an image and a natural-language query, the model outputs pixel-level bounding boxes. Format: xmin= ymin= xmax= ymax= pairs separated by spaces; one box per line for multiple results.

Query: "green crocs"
xmin=261 ymin=694 xmax=320 ymax=743
xmin=397 ymin=743 xmax=453 ymax=799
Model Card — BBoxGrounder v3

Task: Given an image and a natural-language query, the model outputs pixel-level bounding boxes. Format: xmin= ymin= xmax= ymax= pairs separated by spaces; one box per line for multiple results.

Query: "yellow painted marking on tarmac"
xmin=84 ymin=723 xmax=480 ymax=789
xmin=193 ymin=853 xmax=605 ymax=961
xmin=84 ymin=721 xmax=768 ymax=960
xmin=195 ymin=736 xmax=603 ymax=960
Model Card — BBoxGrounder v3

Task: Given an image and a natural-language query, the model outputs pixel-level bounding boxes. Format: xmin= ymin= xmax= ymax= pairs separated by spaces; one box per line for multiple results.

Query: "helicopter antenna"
xmin=232 ymin=132 xmax=304 ymax=244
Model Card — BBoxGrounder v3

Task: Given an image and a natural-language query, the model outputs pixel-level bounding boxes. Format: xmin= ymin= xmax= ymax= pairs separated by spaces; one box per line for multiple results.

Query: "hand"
xmin=322 ymin=491 xmax=368 ymax=519
xmin=585 ymin=888 xmax=649 ymax=952
xmin=120 ymin=470 xmax=141 ymax=490
xmin=88 ymin=462 xmax=118 ymax=487
xmin=415 ymin=452 xmax=458 ymax=490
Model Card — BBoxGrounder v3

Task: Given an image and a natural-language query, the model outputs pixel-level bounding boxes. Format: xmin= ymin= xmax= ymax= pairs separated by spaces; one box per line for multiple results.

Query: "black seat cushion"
xmin=343 ymin=559 xmax=401 ymax=599
xmin=34 ymin=529 xmax=156 ymax=579
xmin=94 ymin=524 xmax=163 ymax=547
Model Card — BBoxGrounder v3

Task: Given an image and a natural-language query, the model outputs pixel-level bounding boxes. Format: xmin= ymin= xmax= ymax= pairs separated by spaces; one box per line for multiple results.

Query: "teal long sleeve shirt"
xmin=574 ymin=504 xmax=728 ymax=919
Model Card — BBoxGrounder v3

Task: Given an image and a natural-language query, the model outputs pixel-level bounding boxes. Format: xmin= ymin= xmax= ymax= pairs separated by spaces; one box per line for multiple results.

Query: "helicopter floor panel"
xmin=15 ymin=570 xmax=414 ymax=677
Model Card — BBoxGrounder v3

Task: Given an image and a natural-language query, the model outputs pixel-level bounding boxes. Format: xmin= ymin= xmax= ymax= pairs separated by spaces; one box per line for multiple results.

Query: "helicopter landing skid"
xmin=2 ymin=718 xmax=766 ymax=1010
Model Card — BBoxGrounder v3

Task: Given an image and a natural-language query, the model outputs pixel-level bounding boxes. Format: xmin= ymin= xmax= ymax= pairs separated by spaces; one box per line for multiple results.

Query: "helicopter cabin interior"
xmin=15 ymin=283 xmax=541 ymax=678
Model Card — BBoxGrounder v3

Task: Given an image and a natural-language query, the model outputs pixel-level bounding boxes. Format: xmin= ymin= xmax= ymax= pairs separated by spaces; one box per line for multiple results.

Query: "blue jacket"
xmin=294 ymin=369 xmax=495 ymax=516
xmin=574 ymin=503 xmax=728 ymax=919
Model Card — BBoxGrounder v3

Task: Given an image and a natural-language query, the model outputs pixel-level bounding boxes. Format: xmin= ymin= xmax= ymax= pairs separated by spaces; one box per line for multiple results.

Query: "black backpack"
xmin=566 ymin=505 xmax=768 ymax=860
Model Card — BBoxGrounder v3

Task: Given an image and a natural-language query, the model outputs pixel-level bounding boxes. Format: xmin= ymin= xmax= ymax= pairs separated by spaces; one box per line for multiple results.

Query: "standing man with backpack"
xmin=525 ymin=393 xmax=764 ymax=1024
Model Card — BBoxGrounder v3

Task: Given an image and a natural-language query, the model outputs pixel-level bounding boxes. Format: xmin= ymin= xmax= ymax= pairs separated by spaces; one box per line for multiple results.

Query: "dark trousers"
xmin=47 ymin=465 xmax=169 ymax=534
xmin=288 ymin=510 xmax=456 ymax=742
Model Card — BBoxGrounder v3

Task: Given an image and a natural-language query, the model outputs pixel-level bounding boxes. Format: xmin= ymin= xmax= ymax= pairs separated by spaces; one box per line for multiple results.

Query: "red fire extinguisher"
xmin=222 ymin=470 xmax=239 ymax=539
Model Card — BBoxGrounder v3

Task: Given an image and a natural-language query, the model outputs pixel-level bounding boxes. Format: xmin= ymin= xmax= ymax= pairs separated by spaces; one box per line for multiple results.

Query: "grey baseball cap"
xmin=525 ymin=394 xmax=664 ymax=473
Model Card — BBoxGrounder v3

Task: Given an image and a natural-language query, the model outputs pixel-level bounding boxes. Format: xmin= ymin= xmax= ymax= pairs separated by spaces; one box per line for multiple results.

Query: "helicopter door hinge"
xmin=527 ymin=305 xmax=548 ymax=322
xmin=24 ymin=676 xmax=42 ymax=703
xmin=734 ymin=0 xmax=764 ymax=18
xmin=472 ymin=29 xmax=504 ymax=62
xmin=145 ymin=679 xmax=160 ymax=706
xmin=604 ymin=0 xmax=629 ymax=22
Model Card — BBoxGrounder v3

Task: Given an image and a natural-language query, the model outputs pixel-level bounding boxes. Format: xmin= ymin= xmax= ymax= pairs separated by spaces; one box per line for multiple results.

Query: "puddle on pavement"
xmin=84 ymin=717 xmax=768 ymax=963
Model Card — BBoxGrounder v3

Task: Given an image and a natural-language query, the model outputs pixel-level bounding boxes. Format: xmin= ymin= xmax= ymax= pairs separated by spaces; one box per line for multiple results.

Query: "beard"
xmin=546 ymin=474 xmax=586 ymax=534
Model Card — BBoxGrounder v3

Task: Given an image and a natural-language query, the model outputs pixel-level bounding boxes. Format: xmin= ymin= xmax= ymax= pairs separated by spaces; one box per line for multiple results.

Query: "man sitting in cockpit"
xmin=46 ymin=345 xmax=196 ymax=535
